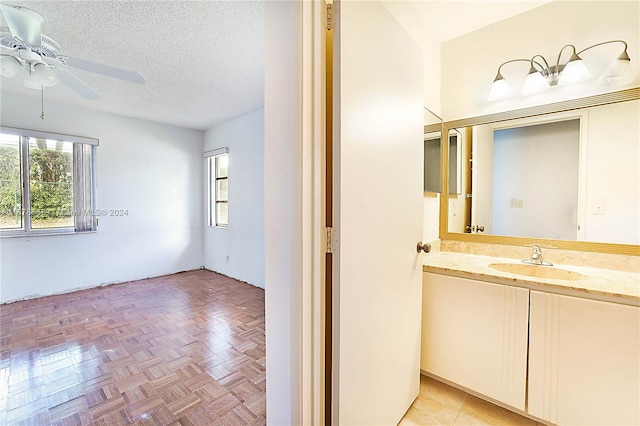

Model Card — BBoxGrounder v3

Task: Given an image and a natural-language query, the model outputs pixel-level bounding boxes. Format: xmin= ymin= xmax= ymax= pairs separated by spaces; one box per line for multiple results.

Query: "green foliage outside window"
xmin=0 ymin=144 xmax=21 ymax=227
xmin=29 ymin=142 xmax=73 ymax=223
xmin=0 ymin=139 xmax=73 ymax=228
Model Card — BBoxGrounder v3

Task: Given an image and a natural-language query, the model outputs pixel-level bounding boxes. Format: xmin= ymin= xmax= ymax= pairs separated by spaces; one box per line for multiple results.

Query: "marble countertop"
xmin=422 ymin=252 xmax=640 ymax=306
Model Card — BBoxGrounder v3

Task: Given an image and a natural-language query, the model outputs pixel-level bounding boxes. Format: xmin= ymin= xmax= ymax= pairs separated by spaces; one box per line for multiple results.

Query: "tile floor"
xmin=0 ymin=270 xmax=265 ymax=425
xmin=399 ymin=375 xmax=542 ymax=426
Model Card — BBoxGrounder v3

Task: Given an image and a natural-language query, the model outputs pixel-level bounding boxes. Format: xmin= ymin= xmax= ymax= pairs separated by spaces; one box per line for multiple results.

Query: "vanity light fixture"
xmin=488 ymin=39 xmax=633 ymax=101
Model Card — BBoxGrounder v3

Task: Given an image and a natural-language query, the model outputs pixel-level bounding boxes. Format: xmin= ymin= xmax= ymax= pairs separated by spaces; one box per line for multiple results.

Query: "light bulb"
xmin=22 ymin=68 xmax=41 ymax=89
xmin=34 ymin=64 xmax=59 ymax=87
xmin=488 ymin=74 xmax=513 ymax=101
xmin=22 ymin=64 xmax=59 ymax=89
xmin=597 ymin=57 xmax=633 ymax=86
xmin=522 ymin=70 xmax=550 ymax=96
xmin=558 ymin=57 xmax=591 ymax=86
xmin=0 ymin=55 xmax=22 ymax=78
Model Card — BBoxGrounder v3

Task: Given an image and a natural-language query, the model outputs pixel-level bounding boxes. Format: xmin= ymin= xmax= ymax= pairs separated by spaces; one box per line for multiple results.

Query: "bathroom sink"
xmin=488 ymin=263 xmax=589 ymax=281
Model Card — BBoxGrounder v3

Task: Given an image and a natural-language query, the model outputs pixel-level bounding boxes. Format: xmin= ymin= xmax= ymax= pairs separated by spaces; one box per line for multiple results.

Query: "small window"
xmin=207 ymin=150 xmax=228 ymax=228
xmin=0 ymin=127 xmax=97 ymax=236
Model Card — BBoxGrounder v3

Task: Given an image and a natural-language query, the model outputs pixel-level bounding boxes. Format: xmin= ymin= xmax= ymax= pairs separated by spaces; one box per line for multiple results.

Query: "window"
xmin=0 ymin=127 xmax=97 ymax=236
xmin=206 ymin=148 xmax=229 ymax=227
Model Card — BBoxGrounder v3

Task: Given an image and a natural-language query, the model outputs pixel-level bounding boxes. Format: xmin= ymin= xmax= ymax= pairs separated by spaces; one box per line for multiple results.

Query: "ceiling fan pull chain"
xmin=40 ymin=85 xmax=45 ymax=120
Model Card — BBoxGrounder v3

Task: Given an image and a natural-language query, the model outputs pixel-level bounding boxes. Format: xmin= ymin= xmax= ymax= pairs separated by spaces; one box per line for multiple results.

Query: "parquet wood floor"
xmin=0 ymin=270 xmax=266 ymax=425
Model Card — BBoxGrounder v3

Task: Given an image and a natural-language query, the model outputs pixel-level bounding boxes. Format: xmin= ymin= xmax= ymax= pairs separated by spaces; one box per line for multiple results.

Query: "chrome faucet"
xmin=530 ymin=246 xmax=543 ymax=265
xmin=522 ymin=245 xmax=553 ymax=266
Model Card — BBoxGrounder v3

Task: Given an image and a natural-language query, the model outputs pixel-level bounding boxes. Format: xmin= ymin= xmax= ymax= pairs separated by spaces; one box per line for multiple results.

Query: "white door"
xmin=471 ymin=124 xmax=493 ymax=234
xmin=335 ymin=1 xmax=424 ymax=424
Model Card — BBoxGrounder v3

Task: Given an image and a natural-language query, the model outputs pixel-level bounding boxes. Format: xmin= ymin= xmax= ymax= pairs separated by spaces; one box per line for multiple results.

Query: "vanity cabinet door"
xmin=528 ymin=291 xmax=640 ymax=425
xmin=421 ymin=272 xmax=529 ymax=410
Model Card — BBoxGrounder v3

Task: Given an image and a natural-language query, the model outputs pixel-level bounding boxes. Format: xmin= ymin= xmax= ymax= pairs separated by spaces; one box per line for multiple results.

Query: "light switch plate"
xmin=510 ymin=198 xmax=524 ymax=208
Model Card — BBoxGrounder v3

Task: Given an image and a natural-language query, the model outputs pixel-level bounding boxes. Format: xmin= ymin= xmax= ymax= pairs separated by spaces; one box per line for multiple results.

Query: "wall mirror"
xmin=439 ymin=88 xmax=640 ymax=255
xmin=424 ymin=129 xmax=461 ymax=195
xmin=423 ymin=107 xmax=445 ymax=193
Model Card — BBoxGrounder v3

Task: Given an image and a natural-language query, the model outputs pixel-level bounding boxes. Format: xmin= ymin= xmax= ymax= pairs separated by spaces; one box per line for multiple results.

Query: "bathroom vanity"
xmin=420 ymin=4 xmax=639 ymax=423
xmin=420 ymin=252 xmax=639 ymax=425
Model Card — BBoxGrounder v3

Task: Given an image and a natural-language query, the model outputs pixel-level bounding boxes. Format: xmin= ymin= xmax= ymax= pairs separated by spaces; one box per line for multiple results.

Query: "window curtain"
xmin=73 ymin=143 xmax=96 ymax=232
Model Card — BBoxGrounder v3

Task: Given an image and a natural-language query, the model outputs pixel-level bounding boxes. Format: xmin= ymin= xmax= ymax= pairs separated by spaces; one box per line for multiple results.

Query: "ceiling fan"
xmin=0 ymin=3 xmax=145 ymax=100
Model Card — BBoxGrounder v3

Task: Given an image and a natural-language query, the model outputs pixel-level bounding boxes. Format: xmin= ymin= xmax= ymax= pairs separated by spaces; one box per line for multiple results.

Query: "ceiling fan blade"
xmin=0 ymin=4 xmax=42 ymax=46
xmin=63 ymin=56 xmax=145 ymax=84
xmin=52 ymin=68 xmax=100 ymax=100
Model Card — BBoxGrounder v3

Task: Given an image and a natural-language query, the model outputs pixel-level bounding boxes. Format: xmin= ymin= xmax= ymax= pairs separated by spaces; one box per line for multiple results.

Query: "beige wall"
xmin=442 ymin=1 xmax=639 ymax=120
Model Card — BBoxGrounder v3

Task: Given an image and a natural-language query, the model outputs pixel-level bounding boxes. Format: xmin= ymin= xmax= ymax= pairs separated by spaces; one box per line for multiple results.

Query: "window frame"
xmin=0 ymin=127 xmax=98 ymax=237
xmin=205 ymin=148 xmax=229 ymax=228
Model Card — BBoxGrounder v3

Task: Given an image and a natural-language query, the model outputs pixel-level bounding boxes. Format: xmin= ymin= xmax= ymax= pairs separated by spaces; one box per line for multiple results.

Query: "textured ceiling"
xmin=0 ymin=0 xmax=264 ymax=131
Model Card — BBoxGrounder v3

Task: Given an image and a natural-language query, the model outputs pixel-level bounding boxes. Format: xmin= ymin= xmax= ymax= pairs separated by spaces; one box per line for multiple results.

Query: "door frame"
xmin=264 ymin=0 xmax=326 ymax=424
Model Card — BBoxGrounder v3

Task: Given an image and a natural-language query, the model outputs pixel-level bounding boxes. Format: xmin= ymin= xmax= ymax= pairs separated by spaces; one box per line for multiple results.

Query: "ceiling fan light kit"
xmin=488 ymin=40 xmax=634 ymax=101
xmin=0 ymin=3 xmax=145 ymax=102
xmin=22 ymin=63 xmax=59 ymax=89
xmin=0 ymin=54 xmax=21 ymax=78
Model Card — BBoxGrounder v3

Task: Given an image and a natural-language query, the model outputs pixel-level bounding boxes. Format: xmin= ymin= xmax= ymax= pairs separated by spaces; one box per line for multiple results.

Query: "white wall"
xmin=203 ymin=109 xmax=265 ymax=288
xmin=442 ymin=1 xmax=639 ymax=120
xmin=0 ymin=93 xmax=204 ymax=303
xmin=264 ymin=1 xmax=301 ymax=424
